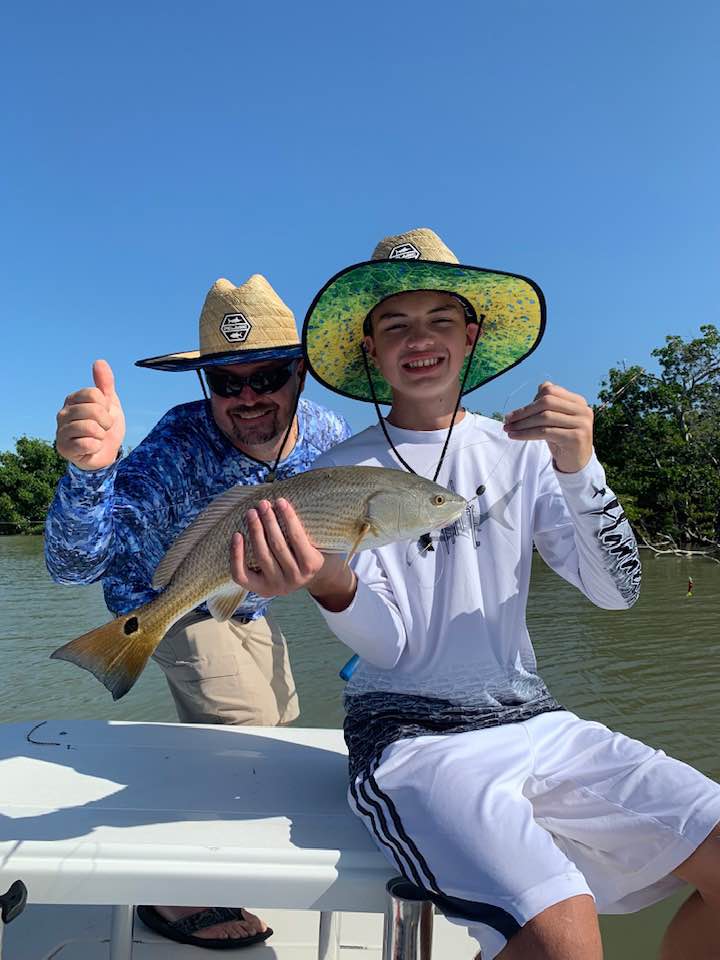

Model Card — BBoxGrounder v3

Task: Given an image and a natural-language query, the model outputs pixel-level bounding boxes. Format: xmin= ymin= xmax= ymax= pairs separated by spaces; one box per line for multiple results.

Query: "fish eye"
xmin=433 ymin=495 xmax=445 ymax=506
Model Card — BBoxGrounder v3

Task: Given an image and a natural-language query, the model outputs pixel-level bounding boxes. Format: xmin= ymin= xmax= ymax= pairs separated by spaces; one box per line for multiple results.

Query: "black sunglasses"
xmin=204 ymin=361 xmax=297 ymax=398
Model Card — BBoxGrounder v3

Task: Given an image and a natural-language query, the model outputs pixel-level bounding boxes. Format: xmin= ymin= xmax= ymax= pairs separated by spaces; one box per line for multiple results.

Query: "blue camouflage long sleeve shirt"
xmin=45 ymin=398 xmax=351 ymax=619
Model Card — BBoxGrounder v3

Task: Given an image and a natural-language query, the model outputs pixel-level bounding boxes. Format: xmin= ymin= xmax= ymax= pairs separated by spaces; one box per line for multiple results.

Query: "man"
xmin=228 ymin=230 xmax=720 ymax=959
xmin=45 ymin=273 xmax=350 ymax=950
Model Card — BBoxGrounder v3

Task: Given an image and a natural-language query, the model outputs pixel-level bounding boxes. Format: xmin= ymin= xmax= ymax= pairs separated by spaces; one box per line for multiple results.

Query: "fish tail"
xmin=50 ymin=603 xmax=168 ymax=701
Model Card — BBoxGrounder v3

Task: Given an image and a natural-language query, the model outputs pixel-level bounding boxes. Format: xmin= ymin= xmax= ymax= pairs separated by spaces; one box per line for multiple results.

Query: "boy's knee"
xmin=497 ymin=895 xmax=601 ymax=960
xmin=673 ymin=821 xmax=720 ymax=901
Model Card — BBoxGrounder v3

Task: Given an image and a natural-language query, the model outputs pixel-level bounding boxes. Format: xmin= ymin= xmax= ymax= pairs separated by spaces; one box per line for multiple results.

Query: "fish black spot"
xmin=124 ymin=617 xmax=139 ymax=636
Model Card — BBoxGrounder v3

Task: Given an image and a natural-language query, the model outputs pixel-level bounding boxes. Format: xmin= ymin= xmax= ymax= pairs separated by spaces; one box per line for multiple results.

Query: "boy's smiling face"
xmin=363 ymin=289 xmax=480 ymax=404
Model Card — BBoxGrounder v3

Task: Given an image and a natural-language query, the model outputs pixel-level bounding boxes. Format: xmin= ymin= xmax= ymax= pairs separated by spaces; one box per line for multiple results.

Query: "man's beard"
xmin=227 ymin=404 xmax=283 ymax=447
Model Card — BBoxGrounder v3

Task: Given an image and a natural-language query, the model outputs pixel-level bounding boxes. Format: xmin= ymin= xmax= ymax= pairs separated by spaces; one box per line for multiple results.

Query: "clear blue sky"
xmin=1 ymin=1 xmax=718 ymax=452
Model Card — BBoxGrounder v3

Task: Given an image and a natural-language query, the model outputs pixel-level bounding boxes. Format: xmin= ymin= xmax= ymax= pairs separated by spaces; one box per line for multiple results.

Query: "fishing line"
xmin=462 ymin=381 xmax=538 ymax=509
xmin=161 ymin=372 xmax=546 ymax=547
xmin=405 ymin=375 xmax=541 ymax=581
xmin=409 ymin=367 xmax=580 ymax=579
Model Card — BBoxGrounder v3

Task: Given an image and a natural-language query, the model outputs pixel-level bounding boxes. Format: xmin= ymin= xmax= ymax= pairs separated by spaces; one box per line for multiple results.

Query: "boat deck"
xmin=0 ymin=720 xmax=477 ymax=958
xmin=2 ymin=903 xmax=475 ymax=958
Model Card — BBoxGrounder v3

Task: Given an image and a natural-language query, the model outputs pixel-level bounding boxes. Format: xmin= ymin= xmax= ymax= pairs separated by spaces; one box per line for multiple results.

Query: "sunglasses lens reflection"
xmin=206 ymin=363 xmax=295 ymax=397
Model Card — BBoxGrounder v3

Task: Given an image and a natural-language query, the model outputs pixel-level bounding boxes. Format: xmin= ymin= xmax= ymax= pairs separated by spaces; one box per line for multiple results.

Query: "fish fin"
xmin=50 ymin=604 xmax=165 ymax=701
xmin=153 ymin=482 xmax=274 ymax=589
xmin=345 ymin=520 xmax=374 ymax=566
xmin=206 ymin=584 xmax=249 ymax=622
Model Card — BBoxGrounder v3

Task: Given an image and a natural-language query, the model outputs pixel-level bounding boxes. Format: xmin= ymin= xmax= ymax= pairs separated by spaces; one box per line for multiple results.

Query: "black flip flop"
xmin=136 ymin=905 xmax=274 ymax=950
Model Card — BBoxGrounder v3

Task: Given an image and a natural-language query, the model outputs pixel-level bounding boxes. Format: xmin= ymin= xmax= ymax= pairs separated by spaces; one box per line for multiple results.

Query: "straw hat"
xmin=136 ymin=274 xmax=302 ymax=372
xmin=302 ymin=228 xmax=546 ymax=404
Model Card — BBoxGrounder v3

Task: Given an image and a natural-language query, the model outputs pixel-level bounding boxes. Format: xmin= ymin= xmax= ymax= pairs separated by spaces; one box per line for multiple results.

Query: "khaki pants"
xmin=152 ymin=610 xmax=299 ymax=726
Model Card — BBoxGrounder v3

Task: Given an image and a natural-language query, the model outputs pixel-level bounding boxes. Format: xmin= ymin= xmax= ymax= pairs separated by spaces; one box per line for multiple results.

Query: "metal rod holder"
xmin=109 ymin=904 xmax=135 ymax=960
xmin=318 ymin=910 xmax=341 ymax=960
xmin=382 ymin=877 xmax=434 ymax=960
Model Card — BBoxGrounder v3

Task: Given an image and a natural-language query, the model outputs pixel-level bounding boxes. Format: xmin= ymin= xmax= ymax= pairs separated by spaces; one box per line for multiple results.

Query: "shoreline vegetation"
xmin=2 ymin=326 xmax=718 ymax=561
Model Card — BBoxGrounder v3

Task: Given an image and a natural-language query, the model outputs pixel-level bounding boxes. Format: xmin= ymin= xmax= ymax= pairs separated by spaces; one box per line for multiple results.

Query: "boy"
xmin=231 ymin=230 xmax=720 ymax=959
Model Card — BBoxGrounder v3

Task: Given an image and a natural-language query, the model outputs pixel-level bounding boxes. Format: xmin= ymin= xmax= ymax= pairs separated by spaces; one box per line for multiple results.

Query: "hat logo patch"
xmin=220 ymin=313 xmax=252 ymax=343
xmin=389 ymin=242 xmax=421 ymax=260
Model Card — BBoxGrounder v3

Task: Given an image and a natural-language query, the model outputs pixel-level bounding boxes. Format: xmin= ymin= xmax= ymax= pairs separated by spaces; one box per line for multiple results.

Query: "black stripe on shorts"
xmin=359 ymin=767 xmax=522 ymax=941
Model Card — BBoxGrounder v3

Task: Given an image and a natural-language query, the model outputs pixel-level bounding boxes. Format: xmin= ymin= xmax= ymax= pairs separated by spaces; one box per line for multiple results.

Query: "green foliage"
xmin=468 ymin=410 xmax=505 ymax=421
xmin=594 ymin=325 xmax=720 ymax=546
xmin=0 ymin=437 xmax=67 ymax=534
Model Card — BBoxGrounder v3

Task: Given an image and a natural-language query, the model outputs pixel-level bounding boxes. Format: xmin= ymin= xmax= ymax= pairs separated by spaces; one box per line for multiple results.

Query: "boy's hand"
xmin=230 ymin=498 xmax=350 ymax=601
xmin=503 ymin=382 xmax=594 ymax=473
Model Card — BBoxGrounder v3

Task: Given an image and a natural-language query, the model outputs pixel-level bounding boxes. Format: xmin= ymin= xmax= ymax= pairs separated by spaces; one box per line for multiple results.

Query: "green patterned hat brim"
xmin=302 ymin=259 xmax=546 ymax=404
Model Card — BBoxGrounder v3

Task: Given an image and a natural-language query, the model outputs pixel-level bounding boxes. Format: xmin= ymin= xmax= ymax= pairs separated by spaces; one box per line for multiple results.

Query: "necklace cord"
xmin=267 ymin=385 xmax=302 ymax=481
xmin=201 ymin=368 xmax=301 ymax=483
xmin=361 ymin=346 xmax=418 ymax=475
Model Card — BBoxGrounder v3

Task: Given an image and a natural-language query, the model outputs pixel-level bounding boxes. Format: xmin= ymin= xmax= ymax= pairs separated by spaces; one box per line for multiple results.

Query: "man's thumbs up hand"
xmin=56 ymin=359 xmax=127 ymax=470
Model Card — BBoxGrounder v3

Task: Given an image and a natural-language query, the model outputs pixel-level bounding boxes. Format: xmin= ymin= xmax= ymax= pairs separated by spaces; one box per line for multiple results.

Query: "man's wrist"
xmin=67 ymin=458 xmax=120 ymax=485
xmin=67 ymin=446 xmax=123 ymax=473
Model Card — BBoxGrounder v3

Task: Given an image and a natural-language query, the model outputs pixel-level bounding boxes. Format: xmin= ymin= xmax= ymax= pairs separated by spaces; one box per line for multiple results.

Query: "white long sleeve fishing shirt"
xmin=311 ymin=413 xmax=640 ymax=777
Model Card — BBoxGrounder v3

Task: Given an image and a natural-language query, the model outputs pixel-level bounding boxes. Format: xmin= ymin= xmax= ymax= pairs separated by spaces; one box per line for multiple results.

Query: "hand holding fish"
xmin=503 ymin=381 xmax=594 ymax=473
xmin=231 ymin=498 xmax=327 ymax=594
xmin=56 ymin=359 xmax=126 ymax=470
xmin=230 ymin=498 xmax=354 ymax=609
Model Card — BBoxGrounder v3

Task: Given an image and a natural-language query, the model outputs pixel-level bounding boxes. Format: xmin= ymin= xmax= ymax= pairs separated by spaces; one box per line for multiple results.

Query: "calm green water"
xmin=1 ymin=535 xmax=718 ymax=957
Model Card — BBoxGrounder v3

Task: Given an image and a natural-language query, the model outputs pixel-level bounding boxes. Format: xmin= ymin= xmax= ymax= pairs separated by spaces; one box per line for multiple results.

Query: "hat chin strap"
xmin=361 ymin=332 xmax=481 ymax=558
xmin=360 ymin=317 xmax=482 ymax=485
xmin=197 ymin=369 xmax=210 ymax=400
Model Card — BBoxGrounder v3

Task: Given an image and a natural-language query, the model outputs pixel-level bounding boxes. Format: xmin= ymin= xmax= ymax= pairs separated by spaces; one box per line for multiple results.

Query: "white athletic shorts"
xmin=349 ymin=710 xmax=720 ymax=959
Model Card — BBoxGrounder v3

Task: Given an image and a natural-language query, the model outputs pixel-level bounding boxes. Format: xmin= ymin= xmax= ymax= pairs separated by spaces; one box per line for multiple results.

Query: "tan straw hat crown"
xmin=136 ymin=273 xmax=302 ymax=372
xmin=371 ymin=228 xmax=459 ymax=264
